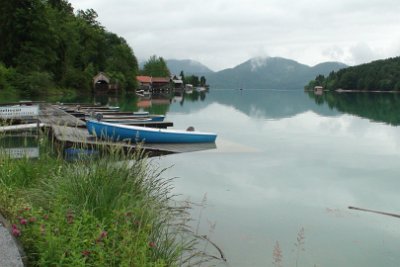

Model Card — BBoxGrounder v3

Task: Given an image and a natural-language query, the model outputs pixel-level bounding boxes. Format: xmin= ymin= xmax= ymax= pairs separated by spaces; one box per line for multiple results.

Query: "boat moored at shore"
xmin=87 ymin=120 xmax=217 ymax=143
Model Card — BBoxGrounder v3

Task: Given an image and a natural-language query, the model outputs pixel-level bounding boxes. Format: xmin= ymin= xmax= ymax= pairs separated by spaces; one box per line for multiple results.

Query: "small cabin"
xmin=151 ymin=77 xmax=170 ymax=90
xmin=314 ymin=86 xmax=324 ymax=95
xmin=137 ymin=76 xmax=152 ymax=89
xmin=170 ymin=75 xmax=184 ymax=90
xmin=93 ymin=72 xmax=110 ymax=92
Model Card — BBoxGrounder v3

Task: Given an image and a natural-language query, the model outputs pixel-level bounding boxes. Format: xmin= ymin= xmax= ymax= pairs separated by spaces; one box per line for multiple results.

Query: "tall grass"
xmin=0 ymin=130 xmax=223 ymax=266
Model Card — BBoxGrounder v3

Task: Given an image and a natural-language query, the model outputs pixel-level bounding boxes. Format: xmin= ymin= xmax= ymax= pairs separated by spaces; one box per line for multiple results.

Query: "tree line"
xmin=140 ymin=55 xmax=207 ymax=87
xmin=0 ymin=0 xmax=139 ymax=96
xmin=305 ymin=57 xmax=400 ymax=91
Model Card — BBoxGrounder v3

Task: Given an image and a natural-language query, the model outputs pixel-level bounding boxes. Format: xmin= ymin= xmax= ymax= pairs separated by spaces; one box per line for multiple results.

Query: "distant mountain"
xmin=166 ymin=59 xmax=214 ymax=76
xmin=206 ymin=57 xmax=347 ymax=89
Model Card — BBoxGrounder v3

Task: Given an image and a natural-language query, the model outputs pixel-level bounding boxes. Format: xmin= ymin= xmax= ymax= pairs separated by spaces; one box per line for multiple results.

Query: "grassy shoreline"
xmin=0 ymin=134 xmax=217 ymax=266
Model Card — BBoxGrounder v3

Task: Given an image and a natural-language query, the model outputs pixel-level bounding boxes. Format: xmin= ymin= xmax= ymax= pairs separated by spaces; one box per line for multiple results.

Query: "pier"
xmin=1 ymin=102 xmax=215 ymax=157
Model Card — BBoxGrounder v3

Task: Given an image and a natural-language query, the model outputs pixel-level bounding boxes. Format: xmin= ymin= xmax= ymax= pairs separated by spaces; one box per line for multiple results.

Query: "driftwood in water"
xmin=348 ymin=206 xmax=400 ymax=219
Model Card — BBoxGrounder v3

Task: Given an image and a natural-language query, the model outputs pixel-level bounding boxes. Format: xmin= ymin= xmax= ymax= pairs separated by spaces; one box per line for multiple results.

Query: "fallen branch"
xmin=348 ymin=206 xmax=400 ymax=219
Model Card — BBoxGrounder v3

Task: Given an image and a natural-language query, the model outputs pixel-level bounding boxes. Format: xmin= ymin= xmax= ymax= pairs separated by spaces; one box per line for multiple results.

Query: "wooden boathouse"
xmin=93 ymin=72 xmax=119 ymax=94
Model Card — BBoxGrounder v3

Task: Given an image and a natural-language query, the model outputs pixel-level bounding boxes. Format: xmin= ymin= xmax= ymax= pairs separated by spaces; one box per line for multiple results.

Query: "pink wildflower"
xmin=96 ymin=230 xmax=108 ymax=243
xmin=100 ymin=231 xmax=108 ymax=238
xmin=19 ymin=218 xmax=27 ymax=225
xmin=148 ymin=242 xmax=156 ymax=248
xmin=12 ymin=225 xmax=21 ymax=237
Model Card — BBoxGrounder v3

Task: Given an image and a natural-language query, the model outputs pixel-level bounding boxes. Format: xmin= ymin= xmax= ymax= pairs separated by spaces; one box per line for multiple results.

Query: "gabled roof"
xmin=137 ymin=76 xmax=152 ymax=83
xmin=93 ymin=72 xmax=110 ymax=84
xmin=152 ymin=77 xmax=170 ymax=83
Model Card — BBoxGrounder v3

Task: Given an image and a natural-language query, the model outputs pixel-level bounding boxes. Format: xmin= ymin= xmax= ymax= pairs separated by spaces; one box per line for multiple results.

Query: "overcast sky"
xmin=69 ymin=0 xmax=400 ymax=71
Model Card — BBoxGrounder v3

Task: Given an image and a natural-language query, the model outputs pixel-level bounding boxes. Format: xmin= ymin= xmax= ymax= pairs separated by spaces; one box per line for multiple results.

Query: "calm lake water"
xmin=5 ymin=89 xmax=400 ymax=266
xmin=151 ymin=89 xmax=400 ymax=267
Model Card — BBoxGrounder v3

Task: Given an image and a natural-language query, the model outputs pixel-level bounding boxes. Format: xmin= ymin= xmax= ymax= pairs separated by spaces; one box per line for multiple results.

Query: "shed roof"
xmin=152 ymin=77 xmax=170 ymax=83
xmin=93 ymin=72 xmax=110 ymax=84
xmin=137 ymin=76 xmax=152 ymax=83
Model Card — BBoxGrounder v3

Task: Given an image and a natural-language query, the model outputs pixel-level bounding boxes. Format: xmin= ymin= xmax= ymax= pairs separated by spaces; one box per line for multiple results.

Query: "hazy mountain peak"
xmin=166 ymin=59 xmax=214 ymax=75
xmin=250 ymin=56 xmax=270 ymax=71
xmin=207 ymin=57 xmax=347 ymax=89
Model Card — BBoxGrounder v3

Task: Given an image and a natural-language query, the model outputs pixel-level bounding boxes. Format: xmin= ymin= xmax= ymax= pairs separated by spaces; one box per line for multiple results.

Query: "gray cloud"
xmin=70 ymin=0 xmax=400 ymax=70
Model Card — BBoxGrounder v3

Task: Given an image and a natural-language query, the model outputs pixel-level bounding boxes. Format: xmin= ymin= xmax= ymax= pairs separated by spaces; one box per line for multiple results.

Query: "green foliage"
xmin=183 ymin=74 xmax=207 ymax=87
xmin=0 ymin=63 xmax=16 ymax=91
xmin=12 ymin=71 xmax=55 ymax=96
xmin=0 ymin=1 xmax=139 ymax=95
xmin=306 ymin=57 xmax=400 ymax=91
xmin=0 ymin=136 xmax=219 ymax=266
xmin=142 ymin=55 xmax=170 ymax=77
xmin=307 ymin=91 xmax=400 ymax=126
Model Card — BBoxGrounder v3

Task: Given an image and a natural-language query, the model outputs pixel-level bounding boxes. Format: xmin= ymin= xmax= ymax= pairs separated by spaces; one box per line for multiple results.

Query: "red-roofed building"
xmin=151 ymin=77 xmax=170 ymax=90
xmin=136 ymin=76 xmax=171 ymax=91
xmin=137 ymin=76 xmax=152 ymax=85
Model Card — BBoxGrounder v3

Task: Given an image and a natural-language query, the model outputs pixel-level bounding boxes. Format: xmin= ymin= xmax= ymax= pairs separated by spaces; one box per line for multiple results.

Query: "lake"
xmin=152 ymin=89 xmax=400 ymax=267
xmin=4 ymin=89 xmax=400 ymax=266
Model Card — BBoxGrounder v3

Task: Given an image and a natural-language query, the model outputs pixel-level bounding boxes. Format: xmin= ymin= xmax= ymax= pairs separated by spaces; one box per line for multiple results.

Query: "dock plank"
xmin=39 ymin=105 xmax=86 ymax=127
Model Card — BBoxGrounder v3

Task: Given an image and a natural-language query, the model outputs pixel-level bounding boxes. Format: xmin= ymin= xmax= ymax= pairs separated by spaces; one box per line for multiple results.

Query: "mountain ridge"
xmin=206 ymin=57 xmax=347 ymax=89
xmin=146 ymin=56 xmax=347 ymax=89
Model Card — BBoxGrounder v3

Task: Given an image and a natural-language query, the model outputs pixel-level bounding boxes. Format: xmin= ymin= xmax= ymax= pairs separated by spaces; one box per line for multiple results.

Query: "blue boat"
xmin=86 ymin=120 xmax=217 ymax=143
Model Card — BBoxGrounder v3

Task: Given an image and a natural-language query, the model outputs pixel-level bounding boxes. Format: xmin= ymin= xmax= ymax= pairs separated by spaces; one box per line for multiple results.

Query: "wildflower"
xmin=148 ymin=242 xmax=156 ymax=248
xmin=96 ymin=231 xmax=108 ymax=243
xmin=11 ymin=225 xmax=21 ymax=237
xmin=100 ymin=231 xmax=108 ymax=238
xmin=272 ymin=241 xmax=283 ymax=267
xmin=81 ymin=250 xmax=91 ymax=257
xmin=29 ymin=217 xmax=36 ymax=223
xmin=19 ymin=218 xmax=27 ymax=225
xmin=43 ymin=214 xmax=49 ymax=220
xmin=40 ymin=224 xmax=45 ymax=235
xmin=66 ymin=211 xmax=74 ymax=224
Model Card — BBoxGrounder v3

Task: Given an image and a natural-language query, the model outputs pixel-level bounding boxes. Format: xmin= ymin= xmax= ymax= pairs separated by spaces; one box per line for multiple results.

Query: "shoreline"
xmin=305 ymin=89 xmax=400 ymax=93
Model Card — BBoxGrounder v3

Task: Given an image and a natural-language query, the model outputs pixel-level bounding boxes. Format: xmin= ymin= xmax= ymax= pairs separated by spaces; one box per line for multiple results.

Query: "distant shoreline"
xmin=305 ymin=89 xmax=400 ymax=93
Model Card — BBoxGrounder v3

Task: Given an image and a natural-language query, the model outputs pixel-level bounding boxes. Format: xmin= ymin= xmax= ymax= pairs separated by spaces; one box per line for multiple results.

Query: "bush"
xmin=0 ymin=138 xmax=221 ymax=266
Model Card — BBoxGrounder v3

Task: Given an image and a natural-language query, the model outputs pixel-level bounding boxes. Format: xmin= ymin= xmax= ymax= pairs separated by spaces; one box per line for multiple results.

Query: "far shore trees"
xmin=0 ymin=0 xmax=138 ymax=95
xmin=141 ymin=55 xmax=170 ymax=77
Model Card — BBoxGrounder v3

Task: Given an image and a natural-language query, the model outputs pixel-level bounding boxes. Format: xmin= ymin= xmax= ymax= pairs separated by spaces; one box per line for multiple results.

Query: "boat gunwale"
xmin=87 ymin=120 xmax=217 ymax=137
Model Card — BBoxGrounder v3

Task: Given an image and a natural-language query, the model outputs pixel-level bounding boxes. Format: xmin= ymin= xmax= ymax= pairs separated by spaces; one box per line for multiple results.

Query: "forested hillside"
xmin=0 ymin=0 xmax=138 ymax=96
xmin=305 ymin=57 xmax=400 ymax=91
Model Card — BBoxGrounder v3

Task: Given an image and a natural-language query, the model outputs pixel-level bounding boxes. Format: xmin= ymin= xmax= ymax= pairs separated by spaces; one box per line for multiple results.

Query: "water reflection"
xmin=151 ymin=90 xmax=400 ymax=267
xmin=0 ymin=135 xmax=39 ymax=159
xmin=3 ymin=90 xmax=400 ymax=266
xmin=308 ymin=91 xmax=400 ymax=126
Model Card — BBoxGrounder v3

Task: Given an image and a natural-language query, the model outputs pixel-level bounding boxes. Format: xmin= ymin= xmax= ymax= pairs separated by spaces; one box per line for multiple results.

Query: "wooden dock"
xmin=1 ymin=102 xmax=216 ymax=156
xmin=40 ymin=104 xmax=214 ymax=156
xmin=39 ymin=104 xmax=86 ymax=127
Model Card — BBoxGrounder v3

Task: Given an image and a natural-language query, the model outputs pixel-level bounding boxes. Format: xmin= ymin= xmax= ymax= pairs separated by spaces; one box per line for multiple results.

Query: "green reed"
xmin=0 ymin=129 xmax=222 ymax=266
